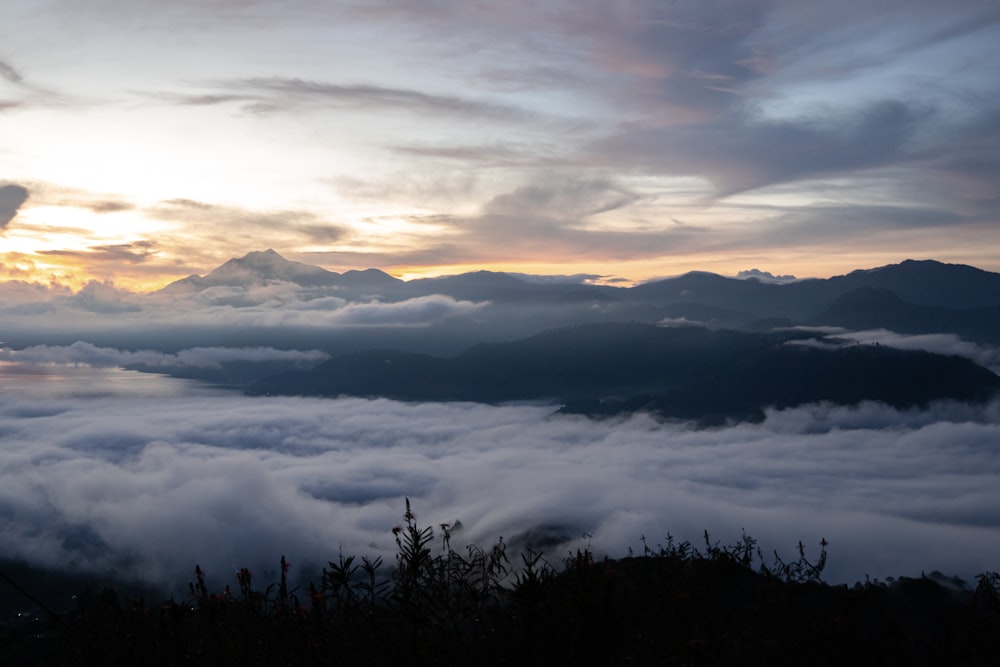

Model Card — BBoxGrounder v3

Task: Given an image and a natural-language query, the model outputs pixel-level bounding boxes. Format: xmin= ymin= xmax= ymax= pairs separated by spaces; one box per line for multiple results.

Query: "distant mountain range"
xmin=161 ymin=250 xmax=1000 ymax=344
xmin=148 ymin=250 xmax=1000 ymax=421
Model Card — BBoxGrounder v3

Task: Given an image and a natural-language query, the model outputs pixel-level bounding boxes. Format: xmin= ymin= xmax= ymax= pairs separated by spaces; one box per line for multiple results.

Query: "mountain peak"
xmin=209 ymin=249 xmax=334 ymax=283
xmin=155 ymin=249 xmax=340 ymax=292
xmin=836 ymin=258 xmax=1000 ymax=308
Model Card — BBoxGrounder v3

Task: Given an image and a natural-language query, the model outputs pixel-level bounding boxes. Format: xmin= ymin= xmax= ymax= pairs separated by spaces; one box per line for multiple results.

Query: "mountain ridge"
xmin=249 ymin=321 xmax=1000 ymax=425
xmin=146 ymin=250 xmax=1000 ymax=348
xmin=156 ymin=250 xmax=1000 ymax=311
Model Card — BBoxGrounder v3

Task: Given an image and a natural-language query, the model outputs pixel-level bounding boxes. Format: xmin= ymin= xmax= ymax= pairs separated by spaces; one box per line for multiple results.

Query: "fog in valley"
xmin=1 ymin=380 xmax=998 ymax=591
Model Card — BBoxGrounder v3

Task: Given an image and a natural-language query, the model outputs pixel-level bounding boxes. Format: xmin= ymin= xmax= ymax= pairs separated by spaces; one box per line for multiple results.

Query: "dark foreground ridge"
xmin=251 ymin=322 xmax=1000 ymax=425
xmin=2 ymin=502 xmax=999 ymax=666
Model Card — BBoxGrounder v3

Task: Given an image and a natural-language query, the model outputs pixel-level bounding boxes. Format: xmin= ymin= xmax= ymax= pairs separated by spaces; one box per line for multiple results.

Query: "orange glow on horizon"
xmin=4 ymin=245 xmax=998 ymax=295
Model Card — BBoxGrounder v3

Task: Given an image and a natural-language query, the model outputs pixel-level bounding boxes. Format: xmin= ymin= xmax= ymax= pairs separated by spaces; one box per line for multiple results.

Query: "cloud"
xmin=170 ymin=292 xmax=486 ymax=329
xmin=736 ymin=268 xmax=797 ymax=283
xmin=164 ymin=77 xmax=538 ymax=123
xmin=146 ymin=198 xmax=347 ymax=246
xmin=0 ymin=253 xmax=46 ymax=283
xmin=135 ymin=90 xmax=261 ymax=107
xmin=561 ymin=0 xmax=772 ymax=121
xmin=0 ymin=183 xmax=29 ymax=229
xmin=483 ymin=178 xmax=640 ymax=220
xmin=60 ymin=199 xmax=136 ymax=214
xmin=0 ymin=391 xmax=999 ymax=591
xmin=391 ymin=141 xmax=567 ymax=168
xmin=832 ymin=329 xmax=1000 ymax=374
xmin=0 ymin=59 xmax=23 ymax=85
xmin=30 ymin=243 xmax=173 ymax=289
xmin=506 ymin=273 xmax=603 ymax=285
xmin=41 ymin=242 xmax=158 ymax=266
xmin=321 ymin=294 xmax=486 ymax=327
xmin=6 ymin=181 xmax=138 ymax=214
xmin=592 ymin=100 xmax=928 ymax=197
xmin=923 ymin=107 xmax=1000 ymax=211
xmin=0 ymin=276 xmax=489 ymax=348
xmin=329 ymin=176 xmax=695 ymax=268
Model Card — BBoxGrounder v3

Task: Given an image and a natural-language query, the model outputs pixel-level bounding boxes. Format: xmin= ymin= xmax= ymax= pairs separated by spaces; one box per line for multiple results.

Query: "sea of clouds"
xmin=1 ymin=383 xmax=999 ymax=594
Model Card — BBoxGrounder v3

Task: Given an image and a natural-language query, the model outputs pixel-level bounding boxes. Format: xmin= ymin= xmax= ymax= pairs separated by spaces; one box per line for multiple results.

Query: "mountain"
xmin=157 ymin=249 xmax=406 ymax=297
xmin=816 ymin=287 xmax=1000 ymax=344
xmin=158 ymin=249 xmax=338 ymax=292
xmin=828 ymin=259 xmax=1000 ymax=309
xmin=149 ymin=252 xmax=1000 ymax=351
xmin=250 ymin=322 xmax=1000 ymax=424
xmin=406 ymin=270 xmax=623 ymax=306
xmin=627 ymin=259 xmax=1000 ymax=321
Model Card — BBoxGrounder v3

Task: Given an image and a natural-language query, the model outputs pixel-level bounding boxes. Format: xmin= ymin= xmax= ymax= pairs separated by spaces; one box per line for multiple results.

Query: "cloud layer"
xmin=2 ymin=384 xmax=999 ymax=593
xmin=0 ymin=278 xmax=488 ymax=351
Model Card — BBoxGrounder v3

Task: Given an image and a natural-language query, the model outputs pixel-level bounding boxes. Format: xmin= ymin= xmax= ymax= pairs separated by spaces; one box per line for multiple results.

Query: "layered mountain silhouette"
xmin=250 ymin=322 xmax=1000 ymax=425
xmin=141 ymin=250 xmax=1000 ymax=421
xmin=816 ymin=287 xmax=1000 ymax=344
xmin=156 ymin=251 xmax=1000 ymax=344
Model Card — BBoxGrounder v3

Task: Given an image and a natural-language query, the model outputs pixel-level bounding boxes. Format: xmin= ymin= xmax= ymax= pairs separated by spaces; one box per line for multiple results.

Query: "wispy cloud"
xmin=483 ymin=177 xmax=640 ymax=219
xmin=148 ymin=198 xmax=345 ymax=240
xmin=0 ymin=59 xmax=24 ymax=85
xmin=146 ymin=77 xmax=539 ymax=123
xmin=591 ymin=100 xmax=929 ymax=197
xmin=41 ymin=241 xmax=158 ymax=264
xmin=793 ymin=329 xmax=1000 ymax=374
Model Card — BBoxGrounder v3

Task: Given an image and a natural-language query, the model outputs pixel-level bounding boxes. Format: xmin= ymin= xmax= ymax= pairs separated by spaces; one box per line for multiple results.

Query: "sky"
xmin=2 ymin=0 xmax=999 ymax=290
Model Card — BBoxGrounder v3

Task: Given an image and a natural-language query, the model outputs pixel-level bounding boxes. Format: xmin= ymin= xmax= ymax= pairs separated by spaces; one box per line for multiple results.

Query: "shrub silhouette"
xmin=2 ymin=500 xmax=998 ymax=665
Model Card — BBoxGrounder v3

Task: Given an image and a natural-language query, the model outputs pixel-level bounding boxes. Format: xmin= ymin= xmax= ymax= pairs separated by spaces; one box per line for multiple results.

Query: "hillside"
xmin=250 ymin=322 xmax=1000 ymax=424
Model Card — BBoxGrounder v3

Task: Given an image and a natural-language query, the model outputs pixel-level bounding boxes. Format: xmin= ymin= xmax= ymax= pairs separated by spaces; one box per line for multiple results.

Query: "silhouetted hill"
xmin=598 ymin=342 xmax=1000 ymax=425
xmin=627 ymin=259 xmax=1000 ymax=321
xmin=407 ymin=270 xmax=623 ymax=305
xmin=830 ymin=259 xmax=1000 ymax=308
xmin=816 ymin=287 xmax=1000 ymax=344
xmin=251 ymin=323 xmax=1000 ymax=423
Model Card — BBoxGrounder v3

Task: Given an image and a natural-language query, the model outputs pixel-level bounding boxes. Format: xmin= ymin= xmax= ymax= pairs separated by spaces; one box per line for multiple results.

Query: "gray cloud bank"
xmin=0 ymin=278 xmax=487 ymax=349
xmin=788 ymin=328 xmax=1000 ymax=374
xmin=1 ymin=390 xmax=999 ymax=593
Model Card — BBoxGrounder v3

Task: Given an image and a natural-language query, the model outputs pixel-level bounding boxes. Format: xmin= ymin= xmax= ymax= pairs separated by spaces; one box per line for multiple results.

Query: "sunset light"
xmin=3 ymin=4 xmax=1000 ymax=659
xmin=2 ymin=1 xmax=997 ymax=291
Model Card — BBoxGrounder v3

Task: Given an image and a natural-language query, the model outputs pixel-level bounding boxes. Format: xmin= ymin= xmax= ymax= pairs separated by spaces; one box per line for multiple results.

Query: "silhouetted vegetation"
xmin=3 ymin=500 xmax=999 ymax=665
